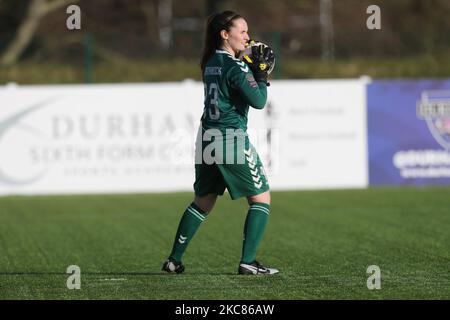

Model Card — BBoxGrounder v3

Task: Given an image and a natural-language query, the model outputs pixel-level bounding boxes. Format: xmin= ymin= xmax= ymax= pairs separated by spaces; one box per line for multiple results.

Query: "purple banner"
xmin=368 ymin=80 xmax=450 ymax=185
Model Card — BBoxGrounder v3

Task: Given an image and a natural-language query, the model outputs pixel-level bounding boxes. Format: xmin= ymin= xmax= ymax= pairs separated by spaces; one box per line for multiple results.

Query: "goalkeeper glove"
xmin=242 ymin=42 xmax=275 ymax=85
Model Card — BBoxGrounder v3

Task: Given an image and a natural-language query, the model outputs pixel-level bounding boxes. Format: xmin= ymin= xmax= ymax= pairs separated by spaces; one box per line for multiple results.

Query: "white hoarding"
xmin=251 ymin=79 xmax=369 ymax=190
xmin=0 ymin=79 xmax=367 ymax=195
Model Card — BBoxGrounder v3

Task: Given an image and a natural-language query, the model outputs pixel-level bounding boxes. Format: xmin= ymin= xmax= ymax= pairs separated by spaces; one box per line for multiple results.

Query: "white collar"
xmin=215 ymin=49 xmax=233 ymax=56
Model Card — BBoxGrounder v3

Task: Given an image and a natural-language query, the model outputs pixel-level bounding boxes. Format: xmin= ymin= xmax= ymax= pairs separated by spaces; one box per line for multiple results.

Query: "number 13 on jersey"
xmin=203 ymin=83 xmax=220 ymax=121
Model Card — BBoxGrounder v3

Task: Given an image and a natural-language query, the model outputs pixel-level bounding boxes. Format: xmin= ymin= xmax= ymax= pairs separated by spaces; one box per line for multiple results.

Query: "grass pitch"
xmin=0 ymin=187 xmax=449 ymax=299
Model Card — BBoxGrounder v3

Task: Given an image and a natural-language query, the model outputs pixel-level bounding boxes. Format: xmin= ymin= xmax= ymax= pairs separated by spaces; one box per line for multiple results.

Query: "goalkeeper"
xmin=162 ymin=10 xmax=278 ymax=275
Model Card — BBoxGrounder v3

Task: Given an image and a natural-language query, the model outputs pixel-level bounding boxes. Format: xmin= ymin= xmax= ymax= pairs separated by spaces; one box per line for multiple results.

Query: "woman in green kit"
xmin=162 ymin=10 xmax=278 ymax=275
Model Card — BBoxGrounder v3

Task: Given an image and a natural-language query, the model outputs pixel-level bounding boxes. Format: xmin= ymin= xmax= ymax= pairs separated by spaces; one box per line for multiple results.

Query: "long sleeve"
xmin=227 ymin=64 xmax=267 ymax=109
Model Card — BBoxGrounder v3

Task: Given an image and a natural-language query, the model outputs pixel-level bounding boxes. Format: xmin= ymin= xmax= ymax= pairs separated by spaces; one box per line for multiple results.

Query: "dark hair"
xmin=200 ymin=10 xmax=242 ymax=74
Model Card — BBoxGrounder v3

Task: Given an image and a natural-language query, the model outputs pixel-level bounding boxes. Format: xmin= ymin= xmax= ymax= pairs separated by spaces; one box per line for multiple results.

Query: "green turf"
xmin=0 ymin=187 xmax=449 ymax=299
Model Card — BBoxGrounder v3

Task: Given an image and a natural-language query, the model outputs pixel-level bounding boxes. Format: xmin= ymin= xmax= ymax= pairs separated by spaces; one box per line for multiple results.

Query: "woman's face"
xmin=221 ymin=18 xmax=250 ymax=54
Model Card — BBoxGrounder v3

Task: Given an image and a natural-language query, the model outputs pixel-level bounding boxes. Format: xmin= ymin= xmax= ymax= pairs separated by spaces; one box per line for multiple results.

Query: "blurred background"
xmin=1 ymin=0 xmax=450 ymax=84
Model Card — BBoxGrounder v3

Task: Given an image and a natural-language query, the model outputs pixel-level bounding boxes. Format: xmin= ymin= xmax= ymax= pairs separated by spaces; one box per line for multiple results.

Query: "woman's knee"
xmin=247 ymin=191 xmax=270 ymax=205
xmin=194 ymin=194 xmax=218 ymax=213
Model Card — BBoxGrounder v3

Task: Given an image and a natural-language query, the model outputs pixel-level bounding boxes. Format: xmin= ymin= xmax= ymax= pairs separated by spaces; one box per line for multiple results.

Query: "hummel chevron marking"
xmin=248 ymin=162 xmax=256 ymax=170
xmin=250 ymin=168 xmax=258 ymax=176
xmin=254 ymin=181 xmax=263 ymax=188
xmin=244 ymin=149 xmax=252 ymax=156
xmin=252 ymin=175 xmax=261 ymax=183
xmin=178 ymin=235 xmax=187 ymax=244
xmin=236 ymin=61 xmax=249 ymax=72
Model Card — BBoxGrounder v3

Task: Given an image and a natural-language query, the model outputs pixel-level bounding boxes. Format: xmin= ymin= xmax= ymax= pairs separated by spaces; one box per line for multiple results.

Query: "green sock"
xmin=169 ymin=203 xmax=208 ymax=262
xmin=241 ymin=202 xmax=270 ymax=264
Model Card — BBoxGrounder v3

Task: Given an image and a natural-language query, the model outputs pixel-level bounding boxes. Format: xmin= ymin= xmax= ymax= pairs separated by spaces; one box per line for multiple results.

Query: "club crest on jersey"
xmin=246 ymin=74 xmax=258 ymax=88
xmin=417 ymin=90 xmax=450 ymax=150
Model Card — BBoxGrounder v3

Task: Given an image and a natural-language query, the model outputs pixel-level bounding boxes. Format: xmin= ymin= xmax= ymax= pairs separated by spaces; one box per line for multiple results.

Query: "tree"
xmin=0 ymin=0 xmax=78 ymax=66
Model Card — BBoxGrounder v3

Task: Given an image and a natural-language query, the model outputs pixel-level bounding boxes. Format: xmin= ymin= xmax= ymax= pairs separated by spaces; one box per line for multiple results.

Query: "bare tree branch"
xmin=42 ymin=0 xmax=77 ymax=15
xmin=0 ymin=0 xmax=79 ymax=66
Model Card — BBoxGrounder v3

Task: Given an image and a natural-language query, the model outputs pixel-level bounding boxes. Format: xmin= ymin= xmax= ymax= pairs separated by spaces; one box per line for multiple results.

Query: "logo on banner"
xmin=0 ymin=99 xmax=55 ymax=186
xmin=417 ymin=90 xmax=450 ymax=150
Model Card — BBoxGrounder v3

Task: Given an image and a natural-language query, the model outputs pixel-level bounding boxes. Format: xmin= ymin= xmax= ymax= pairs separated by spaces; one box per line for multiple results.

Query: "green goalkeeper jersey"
xmin=201 ymin=49 xmax=267 ymax=133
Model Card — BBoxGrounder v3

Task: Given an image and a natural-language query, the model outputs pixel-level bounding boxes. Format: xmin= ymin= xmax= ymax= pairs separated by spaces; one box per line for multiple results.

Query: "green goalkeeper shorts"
xmin=193 ymin=127 xmax=270 ymax=200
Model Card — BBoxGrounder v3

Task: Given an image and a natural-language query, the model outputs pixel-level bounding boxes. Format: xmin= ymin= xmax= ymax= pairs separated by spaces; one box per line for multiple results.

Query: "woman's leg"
xmin=247 ymin=190 xmax=270 ymax=205
xmin=194 ymin=193 xmax=219 ymax=212
xmin=239 ymin=190 xmax=278 ymax=274
xmin=241 ymin=190 xmax=271 ymax=264
xmin=163 ymin=193 xmax=218 ymax=273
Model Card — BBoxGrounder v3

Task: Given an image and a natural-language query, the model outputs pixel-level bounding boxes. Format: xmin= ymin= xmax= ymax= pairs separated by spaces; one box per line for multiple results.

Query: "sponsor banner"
xmin=367 ymin=80 xmax=450 ymax=185
xmin=254 ymin=79 xmax=368 ymax=190
xmin=0 ymin=82 xmax=201 ymax=195
xmin=0 ymin=80 xmax=368 ymax=195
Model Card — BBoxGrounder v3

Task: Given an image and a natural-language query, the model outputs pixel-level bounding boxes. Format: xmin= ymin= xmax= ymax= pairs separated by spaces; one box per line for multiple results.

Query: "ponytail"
xmin=200 ymin=11 xmax=242 ymax=75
